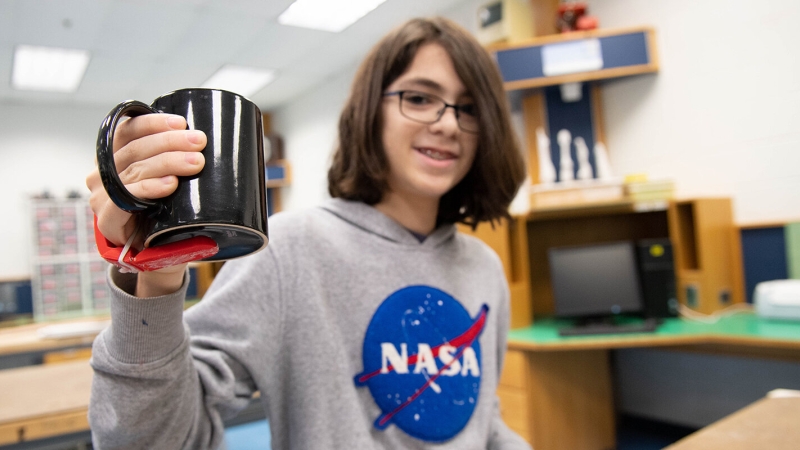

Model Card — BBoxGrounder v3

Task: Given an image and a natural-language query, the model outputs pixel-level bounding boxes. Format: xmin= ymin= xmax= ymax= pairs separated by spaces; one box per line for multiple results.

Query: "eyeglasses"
xmin=383 ymin=90 xmax=479 ymax=133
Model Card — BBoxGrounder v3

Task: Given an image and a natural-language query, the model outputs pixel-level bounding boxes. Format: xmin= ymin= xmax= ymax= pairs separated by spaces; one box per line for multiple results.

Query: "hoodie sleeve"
xmin=89 ymin=247 xmax=284 ymax=450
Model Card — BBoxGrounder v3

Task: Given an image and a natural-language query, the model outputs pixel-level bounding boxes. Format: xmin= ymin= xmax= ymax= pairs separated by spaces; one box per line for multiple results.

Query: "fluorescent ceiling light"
xmin=12 ymin=45 xmax=91 ymax=93
xmin=278 ymin=0 xmax=387 ymax=32
xmin=201 ymin=65 xmax=277 ymax=98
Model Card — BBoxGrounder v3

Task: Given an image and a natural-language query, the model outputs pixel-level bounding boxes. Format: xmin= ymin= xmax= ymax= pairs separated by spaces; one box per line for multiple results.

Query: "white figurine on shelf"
xmin=594 ymin=141 xmax=614 ymax=180
xmin=509 ymin=175 xmax=531 ymax=215
xmin=535 ymin=127 xmax=556 ymax=184
xmin=574 ymin=136 xmax=593 ymax=181
xmin=556 ymin=129 xmax=574 ymax=182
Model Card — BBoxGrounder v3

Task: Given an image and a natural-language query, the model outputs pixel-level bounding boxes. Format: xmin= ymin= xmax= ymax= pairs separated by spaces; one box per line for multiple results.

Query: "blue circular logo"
xmin=353 ymin=285 xmax=488 ymax=442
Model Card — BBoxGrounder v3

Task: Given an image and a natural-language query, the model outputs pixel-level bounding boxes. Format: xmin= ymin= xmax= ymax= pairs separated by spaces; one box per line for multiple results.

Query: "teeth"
xmin=422 ymin=148 xmax=448 ymax=161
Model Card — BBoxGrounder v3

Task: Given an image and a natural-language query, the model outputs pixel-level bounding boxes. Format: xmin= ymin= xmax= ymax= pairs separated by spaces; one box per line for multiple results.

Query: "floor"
xmin=616 ymin=414 xmax=697 ymax=450
xmin=224 ymin=420 xmax=271 ymax=450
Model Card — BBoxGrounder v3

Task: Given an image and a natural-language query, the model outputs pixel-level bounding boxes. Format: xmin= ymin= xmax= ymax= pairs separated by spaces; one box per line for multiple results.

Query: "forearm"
xmin=89 ymin=268 xmax=219 ymax=449
xmin=90 ymin=333 xmax=216 ymax=449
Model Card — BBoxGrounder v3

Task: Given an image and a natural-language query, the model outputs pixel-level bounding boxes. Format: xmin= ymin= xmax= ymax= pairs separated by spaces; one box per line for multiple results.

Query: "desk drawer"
xmin=498 ymin=385 xmax=530 ymax=441
xmin=500 ymin=349 xmax=527 ymax=389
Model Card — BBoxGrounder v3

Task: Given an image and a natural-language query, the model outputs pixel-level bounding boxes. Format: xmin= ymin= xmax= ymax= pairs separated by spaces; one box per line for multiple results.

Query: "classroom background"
xmin=1 ymin=1 xmax=799 ymax=449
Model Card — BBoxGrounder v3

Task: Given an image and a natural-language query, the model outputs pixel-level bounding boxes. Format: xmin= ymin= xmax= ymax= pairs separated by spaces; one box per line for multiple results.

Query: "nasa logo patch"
xmin=353 ymin=285 xmax=488 ymax=442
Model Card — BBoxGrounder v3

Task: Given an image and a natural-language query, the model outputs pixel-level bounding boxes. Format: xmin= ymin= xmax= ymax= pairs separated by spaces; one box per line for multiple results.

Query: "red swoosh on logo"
xmin=374 ymin=304 xmax=488 ymax=427
xmin=356 ymin=304 xmax=488 ymax=384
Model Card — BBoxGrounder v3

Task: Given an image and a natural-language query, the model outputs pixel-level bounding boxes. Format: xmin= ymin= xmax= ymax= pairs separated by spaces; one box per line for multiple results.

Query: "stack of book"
xmin=529 ymin=179 xmax=625 ymax=209
xmin=624 ymin=178 xmax=675 ymax=202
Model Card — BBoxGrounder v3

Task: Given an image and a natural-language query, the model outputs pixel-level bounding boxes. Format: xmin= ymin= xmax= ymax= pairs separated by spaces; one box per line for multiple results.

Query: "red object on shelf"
xmin=576 ymin=15 xmax=599 ymax=31
xmin=93 ymin=216 xmax=219 ymax=272
xmin=557 ymin=2 xmax=599 ymax=32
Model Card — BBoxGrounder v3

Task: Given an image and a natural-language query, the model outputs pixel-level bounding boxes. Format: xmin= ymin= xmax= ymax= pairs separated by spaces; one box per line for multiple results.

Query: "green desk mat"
xmin=508 ymin=314 xmax=800 ymax=345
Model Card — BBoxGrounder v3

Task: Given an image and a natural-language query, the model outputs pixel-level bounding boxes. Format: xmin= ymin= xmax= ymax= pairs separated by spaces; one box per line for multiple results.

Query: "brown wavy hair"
xmin=328 ymin=17 xmax=525 ymax=228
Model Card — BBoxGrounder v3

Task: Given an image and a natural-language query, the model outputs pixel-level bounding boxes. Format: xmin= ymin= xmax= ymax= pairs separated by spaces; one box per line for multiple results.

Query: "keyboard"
xmin=558 ymin=318 xmax=659 ymax=337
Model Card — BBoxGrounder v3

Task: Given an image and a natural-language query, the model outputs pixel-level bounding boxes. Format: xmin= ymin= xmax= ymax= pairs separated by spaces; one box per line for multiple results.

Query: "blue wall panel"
xmin=544 ymin=84 xmax=596 ymax=180
xmin=741 ymin=227 xmax=788 ymax=303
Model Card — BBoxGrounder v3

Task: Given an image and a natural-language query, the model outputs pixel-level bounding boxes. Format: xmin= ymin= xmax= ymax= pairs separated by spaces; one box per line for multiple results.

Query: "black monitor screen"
xmin=548 ymin=241 xmax=643 ymax=318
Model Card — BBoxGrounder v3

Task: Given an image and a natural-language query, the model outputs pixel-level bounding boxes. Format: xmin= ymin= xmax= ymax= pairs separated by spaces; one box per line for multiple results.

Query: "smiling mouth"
xmin=416 ymin=147 xmax=456 ymax=161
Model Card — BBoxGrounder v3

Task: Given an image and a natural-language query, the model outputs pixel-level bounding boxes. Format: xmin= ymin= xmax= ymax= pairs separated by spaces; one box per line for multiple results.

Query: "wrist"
xmin=135 ymin=264 xmax=187 ymax=298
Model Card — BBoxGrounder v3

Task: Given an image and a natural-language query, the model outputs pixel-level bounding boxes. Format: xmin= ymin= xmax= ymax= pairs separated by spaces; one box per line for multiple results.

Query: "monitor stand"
xmin=558 ymin=316 xmax=659 ymax=337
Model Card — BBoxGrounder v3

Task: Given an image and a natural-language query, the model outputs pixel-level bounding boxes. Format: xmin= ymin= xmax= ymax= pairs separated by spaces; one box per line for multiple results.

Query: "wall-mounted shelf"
xmin=526 ymin=198 xmax=669 ymax=222
xmin=491 ymin=26 xmax=658 ymax=91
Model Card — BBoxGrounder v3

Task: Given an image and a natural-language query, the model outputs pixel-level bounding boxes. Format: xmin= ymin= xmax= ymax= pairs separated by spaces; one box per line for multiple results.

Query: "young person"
xmin=86 ymin=17 xmax=530 ymax=449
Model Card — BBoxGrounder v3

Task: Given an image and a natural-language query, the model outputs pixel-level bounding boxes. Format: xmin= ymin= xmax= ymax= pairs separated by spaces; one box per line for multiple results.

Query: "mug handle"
xmin=96 ymin=100 xmax=162 ymax=213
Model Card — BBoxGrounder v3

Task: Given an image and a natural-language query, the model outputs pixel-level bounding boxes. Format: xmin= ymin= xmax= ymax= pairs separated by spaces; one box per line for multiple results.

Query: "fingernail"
xmin=187 ymin=130 xmax=205 ymax=144
xmin=185 ymin=152 xmax=200 ymax=164
xmin=167 ymin=115 xmax=185 ymax=129
xmin=161 ymin=176 xmax=174 ymax=184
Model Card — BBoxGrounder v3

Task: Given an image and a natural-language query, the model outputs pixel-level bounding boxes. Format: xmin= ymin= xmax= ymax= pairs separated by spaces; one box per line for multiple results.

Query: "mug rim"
xmin=144 ymin=222 xmax=269 ymax=261
xmin=155 ymin=87 xmax=260 ymax=109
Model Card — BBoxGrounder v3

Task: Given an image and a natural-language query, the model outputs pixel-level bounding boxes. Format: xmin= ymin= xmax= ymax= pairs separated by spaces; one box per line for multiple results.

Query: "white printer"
xmin=754 ymin=279 xmax=800 ymax=321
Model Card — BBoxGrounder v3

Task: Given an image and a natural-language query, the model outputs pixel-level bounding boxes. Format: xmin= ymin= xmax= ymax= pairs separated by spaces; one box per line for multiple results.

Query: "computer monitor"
xmin=548 ymin=241 xmax=644 ymax=319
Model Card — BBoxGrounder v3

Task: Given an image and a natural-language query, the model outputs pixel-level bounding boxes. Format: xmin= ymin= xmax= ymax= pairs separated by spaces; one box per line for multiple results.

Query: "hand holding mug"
xmin=86 ymin=113 xmax=207 ymax=248
xmin=92 ymin=88 xmax=269 ymax=273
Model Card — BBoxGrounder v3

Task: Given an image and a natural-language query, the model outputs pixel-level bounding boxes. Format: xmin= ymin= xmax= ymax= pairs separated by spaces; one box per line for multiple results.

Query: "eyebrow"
xmin=398 ymin=77 xmax=445 ymax=92
xmin=396 ymin=77 xmax=472 ymax=101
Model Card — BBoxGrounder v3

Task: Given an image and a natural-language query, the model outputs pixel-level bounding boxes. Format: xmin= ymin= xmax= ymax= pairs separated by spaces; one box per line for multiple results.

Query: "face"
xmin=380 ymin=42 xmax=478 ymax=205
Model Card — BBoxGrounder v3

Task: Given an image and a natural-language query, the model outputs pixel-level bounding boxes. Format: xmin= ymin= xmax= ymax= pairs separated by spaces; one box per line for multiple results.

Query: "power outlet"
xmin=719 ymin=290 xmax=731 ymax=306
xmin=685 ymin=284 xmax=699 ymax=309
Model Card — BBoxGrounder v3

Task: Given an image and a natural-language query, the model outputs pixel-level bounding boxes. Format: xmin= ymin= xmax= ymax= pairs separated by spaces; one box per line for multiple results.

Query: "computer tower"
xmin=636 ymin=239 xmax=678 ymax=318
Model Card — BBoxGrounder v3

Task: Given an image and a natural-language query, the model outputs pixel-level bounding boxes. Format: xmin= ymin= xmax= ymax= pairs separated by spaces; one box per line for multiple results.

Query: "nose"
xmin=430 ymin=105 xmax=460 ymax=135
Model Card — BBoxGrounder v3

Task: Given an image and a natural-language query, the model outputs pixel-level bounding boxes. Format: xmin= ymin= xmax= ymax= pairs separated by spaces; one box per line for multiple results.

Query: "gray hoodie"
xmin=89 ymin=199 xmax=532 ymax=450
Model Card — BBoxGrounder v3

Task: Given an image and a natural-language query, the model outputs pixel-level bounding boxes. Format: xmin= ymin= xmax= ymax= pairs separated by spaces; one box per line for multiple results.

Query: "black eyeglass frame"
xmin=383 ymin=90 xmax=479 ymax=134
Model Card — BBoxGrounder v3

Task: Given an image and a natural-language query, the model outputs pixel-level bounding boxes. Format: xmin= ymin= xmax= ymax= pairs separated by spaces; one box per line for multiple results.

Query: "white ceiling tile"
xmin=93 ymin=2 xmax=200 ymax=59
xmin=11 ymin=0 xmax=110 ymax=49
xmin=0 ymin=46 xmax=13 ymax=98
xmin=76 ymin=55 xmax=156 ymax=105
xmin=0 ymin=2 xmax=15 ymax=44
xmin=200 ymin=0 xmax=296 ymax=20
xmin=0 ymin=0 xmax=477 ymax=110
xmin=129 ymin=60 xmax=223 ymax=101
xmin=164 ymin=7 xmax=269 ymax=65
xmin=234 ymin=24 xmax=329 ymax=69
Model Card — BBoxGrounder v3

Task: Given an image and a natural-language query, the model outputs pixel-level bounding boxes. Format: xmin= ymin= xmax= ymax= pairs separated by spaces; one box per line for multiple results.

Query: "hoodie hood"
xmin=320 ymin=198 xmax=456 ymax=248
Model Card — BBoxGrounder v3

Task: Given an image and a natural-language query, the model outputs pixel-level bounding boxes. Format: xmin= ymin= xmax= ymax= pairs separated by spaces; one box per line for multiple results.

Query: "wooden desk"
xmin=0 ymin=360 xmax=92 ymax=446
xmin=497 ymin=315 xmax=800 ymax=450
xmin=0 ymin=316 xmax=108 ymax=358
xmin=665 ymin=396 xmax=800 ymax=450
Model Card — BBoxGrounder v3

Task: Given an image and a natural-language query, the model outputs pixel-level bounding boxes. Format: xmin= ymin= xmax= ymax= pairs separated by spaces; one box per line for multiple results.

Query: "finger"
xmin=113 ymin=114 xmax=188 ymax=152
xmin=118 ymin=151 xmax=205 ymax=187
xmin=113 ymin=129 xmax=206 ymax=174
xmin=94 ymin=197 xmax=136 ymax=246
xmin=87 ymin=169 xmax=177 ymax=246
xmin=87 ymin=175 xmax=134 ymax=246
xmin=85 ymin=169 xmax=101 ymax=193
xmin=124 ymin=175 xmax=181 ymax=201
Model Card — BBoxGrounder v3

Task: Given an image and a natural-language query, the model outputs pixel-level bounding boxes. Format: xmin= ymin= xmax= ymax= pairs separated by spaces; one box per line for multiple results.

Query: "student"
xmin=86 ymin=17 xmax=530 ymax=450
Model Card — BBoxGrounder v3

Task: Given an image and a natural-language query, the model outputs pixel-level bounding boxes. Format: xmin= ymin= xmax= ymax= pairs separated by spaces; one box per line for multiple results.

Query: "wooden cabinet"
xmin=669 ymin=198 xmax=745 ymax=313
xmin=497 ymin=349 xmax=531 ymax=441
xmin=457 ymin=217 xmax=532 ymax=329
xmin=462 ymin=198 xmax=745 ymax=328
xmin=497 ymin=348 xmax=615 ymax=450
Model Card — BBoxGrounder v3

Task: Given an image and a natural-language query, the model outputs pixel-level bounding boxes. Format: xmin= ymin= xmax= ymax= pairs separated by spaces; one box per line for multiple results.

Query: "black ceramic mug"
xmin=96 ymin=88 xmax=269 ymax=261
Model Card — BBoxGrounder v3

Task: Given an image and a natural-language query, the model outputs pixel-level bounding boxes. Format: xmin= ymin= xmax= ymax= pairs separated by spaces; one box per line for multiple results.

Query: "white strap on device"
xmin=117 ymin=222 xmax=142 ymax=273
